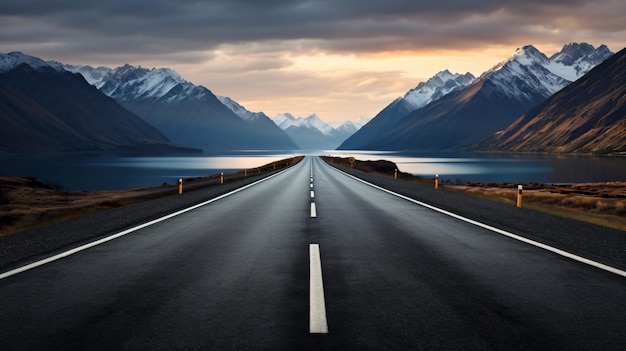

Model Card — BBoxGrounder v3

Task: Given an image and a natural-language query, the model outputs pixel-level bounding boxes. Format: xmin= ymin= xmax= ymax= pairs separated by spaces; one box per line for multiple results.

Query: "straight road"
xmin=1 ymin=156 xmax=625 ymax=350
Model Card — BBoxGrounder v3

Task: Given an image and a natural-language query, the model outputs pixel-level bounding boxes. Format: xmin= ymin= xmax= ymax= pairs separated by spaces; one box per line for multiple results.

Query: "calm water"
xmin=0 ymin=151 xmax=624 ymax=190
xmin=330 ymin=151 xmax=626 ymax=184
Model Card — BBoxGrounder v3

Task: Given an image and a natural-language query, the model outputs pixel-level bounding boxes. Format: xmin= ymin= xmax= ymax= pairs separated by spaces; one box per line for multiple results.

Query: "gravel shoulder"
xmin=0 ymin=167 xmax=291 ymax=270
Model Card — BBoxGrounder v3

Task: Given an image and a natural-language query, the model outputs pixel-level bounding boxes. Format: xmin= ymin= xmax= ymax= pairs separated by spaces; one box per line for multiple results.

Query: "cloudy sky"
xmin=2 ymin=0 xmax=625 ymax=123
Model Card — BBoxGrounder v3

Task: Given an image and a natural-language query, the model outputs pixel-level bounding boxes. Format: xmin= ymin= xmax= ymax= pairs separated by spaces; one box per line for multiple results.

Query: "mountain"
xmin=338 ymin=43 xmax=613 ymax=151
xmin=476 ymin=46 xmax=626 ymax=154
xmin=64 ymin=64 xmax=298 ymax=152
xmin=339 ymin=70 xmax=475 ymax=149
xmin=216 ymin=96 xmax=298 ymax=149
xmin=0 ymin=52 xmax=194 ymax=154
xmin=271 ymin=113 xmax=366 ymax=149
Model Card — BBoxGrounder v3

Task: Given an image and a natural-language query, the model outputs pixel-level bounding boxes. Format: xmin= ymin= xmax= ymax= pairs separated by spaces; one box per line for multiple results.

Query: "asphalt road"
xmin=1 ymin=156 xmax=625 ymax=350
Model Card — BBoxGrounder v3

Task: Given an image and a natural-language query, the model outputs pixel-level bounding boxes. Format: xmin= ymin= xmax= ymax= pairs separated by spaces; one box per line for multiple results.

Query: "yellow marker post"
xmin=435 ymin=174 xmax=439 ymax=189
xmin=220 ymin=172 xmax=224 ymax=184
xmin=517 ymin=185 xmax=523 ymax=208
xmin=394 ymin=169 xmax=398 ymax=179
xmin=244 ymin=169 xmax=247 ymax=177
xmin=178 ymin=179 xmax=183 ymax=194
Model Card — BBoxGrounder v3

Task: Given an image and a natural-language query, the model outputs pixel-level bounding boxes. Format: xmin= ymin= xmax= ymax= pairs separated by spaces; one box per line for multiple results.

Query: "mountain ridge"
xmin=64 ymin=64 xmax=299 ymax=151
xmin=0 ymin=52 xmax=196 ymax=154
xmin=339 ymin=42 xmax=613 ymax=151
xmin=476 ymin=46 xmax=626 ymax=154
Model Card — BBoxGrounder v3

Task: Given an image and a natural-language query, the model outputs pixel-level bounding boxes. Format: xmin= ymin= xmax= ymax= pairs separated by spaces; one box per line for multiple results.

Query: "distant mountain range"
xmin=339 ymin=43 xmax=615 ymax=153
xmin=215 ymin=97 xmax=366 ymax=150
xmin=65 ymin=64 xmax=298 ymax=152
xmin=476 ymin=46 xmax=626 ymax=154
xmin=270 ymin=113 xmax=369 ymax=150
xmin=1 ymin=43 xmax=621 ymax=155
xmin=0 ymin=52 xmax=195 ymax=153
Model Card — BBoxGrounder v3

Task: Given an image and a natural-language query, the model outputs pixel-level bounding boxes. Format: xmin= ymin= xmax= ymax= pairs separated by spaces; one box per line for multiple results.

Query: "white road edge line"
xmin=0 ymin=167 xmax=293 ymax=280
xmin=328 ymin=161 xmax=626 ymax=278
xmin=309 ymin=244 xmax=329 ymax=334
xmin=311 ymin=202 xmax=317 ymax=218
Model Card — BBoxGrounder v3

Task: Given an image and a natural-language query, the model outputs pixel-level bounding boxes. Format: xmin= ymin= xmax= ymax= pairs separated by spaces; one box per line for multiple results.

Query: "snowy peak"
xmin=547 ymin=42 xmax=614 ymax=81
xmin=511 ymin=45 xmax=550 ymax=66
xmin=0 ymin=51 xmax=62 ymax=73
xmin=478 ymin=43 xmax=613 ymax=101
xmin=64 ymin=63 xmax=199 ymax=102
xmin=404 ymin=70 xmax=475 ymax=109
xmin=216 ymin=95 xmax=268 ymax=121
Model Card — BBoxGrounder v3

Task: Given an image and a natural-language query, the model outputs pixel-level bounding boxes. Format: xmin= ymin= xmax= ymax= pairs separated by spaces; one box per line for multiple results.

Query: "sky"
xmin=1 ymin=0 xmax=626 ymax=123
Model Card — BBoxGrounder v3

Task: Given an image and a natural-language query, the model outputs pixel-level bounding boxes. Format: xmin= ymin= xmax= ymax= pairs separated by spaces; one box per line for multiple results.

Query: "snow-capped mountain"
xmin=339 ymin=42 xmax=614 ymax=151
xmin=341 ymin=70 xmax=475 ymax=150
xmin=404 ymin=70 xmax=476 ymax=110
xmin=477 ymin=46 xmax=626 ymax=154
xmin=271 ymin=113 xmax=366 ymax=149
xmin=0 ymin=52 xmax=193 ymax=153
xmin=0 ymin=51 xmax=62 ymax=73
xmin=65 ymin=64 xmax=298 ymax=151
xmin=547 ymin=42 xmax=613 ymax=81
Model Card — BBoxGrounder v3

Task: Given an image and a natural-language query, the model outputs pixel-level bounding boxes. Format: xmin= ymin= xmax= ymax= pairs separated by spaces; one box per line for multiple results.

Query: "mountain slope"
xmin=0 ymin=52 xmax=193 ymax=153
xmin=340 ymin=43 xmax=613 ymax=151
xmin=476 ymin=46 xmax=626 ymax=154
xmin=339 ymin=70 xmax=475 ymax=149
xmin=216 ymin=96 xmax=299 ymax=149
xmin=66 ymin=64 xmax=298 ymax=152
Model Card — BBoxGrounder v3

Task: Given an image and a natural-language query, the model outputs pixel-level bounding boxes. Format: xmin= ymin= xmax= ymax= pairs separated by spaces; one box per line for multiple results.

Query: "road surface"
xmin=1 ymin=156 xmax=625 ymax=350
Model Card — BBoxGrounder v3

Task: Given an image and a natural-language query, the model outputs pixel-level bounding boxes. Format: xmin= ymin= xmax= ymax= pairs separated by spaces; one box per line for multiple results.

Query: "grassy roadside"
xmin=322 ymin=156 xmax=626 ymax=232
xmin=0 ymin=156 xmax=304 ymax=236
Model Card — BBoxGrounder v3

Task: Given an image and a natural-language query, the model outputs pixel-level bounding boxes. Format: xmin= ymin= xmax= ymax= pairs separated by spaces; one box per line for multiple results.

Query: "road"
xmin=1 ymin=156 xmax=625 ymax=350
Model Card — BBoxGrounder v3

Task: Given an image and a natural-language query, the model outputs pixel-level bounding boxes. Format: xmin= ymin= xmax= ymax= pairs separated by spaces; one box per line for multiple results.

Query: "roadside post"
xmin=178 ymin=179 xmax=183 ymax=194
xmin=349 ymin=156 xmax=356 ymax=168
xmin=244 ymin=169 xmax=247 ymax=177
xmin=435 ymin=174 xmax=439 ymax=189
xmin=517 ymin=185 xmax=523 ymax=208
xmin=394 ymin=169 xmax=398 ymax=179
xmin=220 ymin=172 xmax=224 ymax=184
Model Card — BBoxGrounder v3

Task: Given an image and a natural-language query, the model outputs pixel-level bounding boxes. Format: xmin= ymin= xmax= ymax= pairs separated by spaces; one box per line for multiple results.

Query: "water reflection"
xmin=0 ymin=151 xmax=623 ymax=190
xmin=330 ymin=151 xmax=625 ymax=184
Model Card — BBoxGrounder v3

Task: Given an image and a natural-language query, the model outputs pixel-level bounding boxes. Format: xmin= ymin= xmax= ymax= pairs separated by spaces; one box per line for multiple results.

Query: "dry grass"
xmin=446 ymin=182 xmax=626 ymax=231
xmin=322 ymin=156 xmax=626 ymax=232
xmin=0 ymin=156 xmax=304 ymax=236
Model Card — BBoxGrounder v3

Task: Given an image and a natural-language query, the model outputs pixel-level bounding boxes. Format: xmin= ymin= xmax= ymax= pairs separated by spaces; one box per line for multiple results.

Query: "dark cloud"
xmin=2 ymin=0 xmax=625 ymax=61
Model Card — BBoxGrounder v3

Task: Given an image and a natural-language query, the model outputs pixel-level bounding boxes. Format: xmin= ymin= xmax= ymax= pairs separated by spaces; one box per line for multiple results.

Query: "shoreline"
xmin=0 ymin=156 xmax=304 ymax=236
xmin=321 ymin=156 xmax=626 ymax=232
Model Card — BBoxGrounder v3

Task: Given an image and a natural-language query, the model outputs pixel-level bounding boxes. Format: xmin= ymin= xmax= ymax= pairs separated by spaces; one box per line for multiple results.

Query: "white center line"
xmin=310 ymin=202 xmax=317 ymax=218
xmin=310 ymin=190 xmax=315 ymax=199
xmin=309 ymin=244 xmax=328 ymax=334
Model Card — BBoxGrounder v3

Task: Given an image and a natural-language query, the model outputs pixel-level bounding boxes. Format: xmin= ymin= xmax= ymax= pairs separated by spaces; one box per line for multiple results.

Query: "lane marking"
xmin=309 ymin=244 xmax=328 ymax=334
xmin=0 ymin=165 xmax=297 ymax=280
xmin=310 ymin=184 xmax=313 ymax=188
xmin=311 ymin=202 xmax=317 ymax=218
xmin=326 ymin=160 xmax=626 ymax=278
xmin=311 ymin=191 xmax=315 ymax=199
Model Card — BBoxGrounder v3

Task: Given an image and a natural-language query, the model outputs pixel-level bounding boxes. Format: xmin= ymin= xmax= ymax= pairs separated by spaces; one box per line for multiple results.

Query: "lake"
xmin=0 ymin=151 xmax=624 ymax=191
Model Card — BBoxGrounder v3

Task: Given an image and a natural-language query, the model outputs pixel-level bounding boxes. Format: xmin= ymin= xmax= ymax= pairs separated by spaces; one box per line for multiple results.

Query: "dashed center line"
xmin=310 ymin=190 xmax=315 ymax=198
xmin=310 ymin=202 xmax=317 ymax=218
xmin=309 ymin=244 xmax=328 ymax=334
